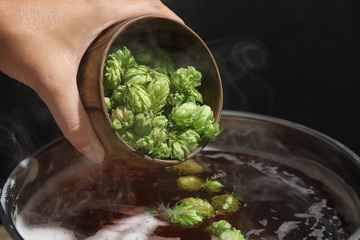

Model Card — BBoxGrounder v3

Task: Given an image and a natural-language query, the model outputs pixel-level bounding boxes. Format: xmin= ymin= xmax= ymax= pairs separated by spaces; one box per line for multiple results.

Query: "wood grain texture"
xmin=77 ymin=15 xmax=222 ymax=167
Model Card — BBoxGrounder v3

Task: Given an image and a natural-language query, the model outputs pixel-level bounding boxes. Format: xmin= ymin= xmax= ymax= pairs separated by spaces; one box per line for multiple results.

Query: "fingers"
xmin=34 ymin=62 xmax=105 ymax=164
xmin=145 ymin=0 xmax=184 ymax=23
xmin=124 ymin=0 xmax=183 ymax=22
xmin=0 ymin=0 xmax=183 ymax=165
xmin=94 ymin=0 xmax=184 ymax=30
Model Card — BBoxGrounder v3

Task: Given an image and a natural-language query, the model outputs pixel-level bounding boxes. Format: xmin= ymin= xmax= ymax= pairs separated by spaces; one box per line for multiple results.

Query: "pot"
xmin=1 ymin=110 xmax=360 ymax=239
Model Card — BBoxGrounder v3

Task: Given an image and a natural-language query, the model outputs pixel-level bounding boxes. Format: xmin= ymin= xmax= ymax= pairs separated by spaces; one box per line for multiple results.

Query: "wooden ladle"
xmin=77 ymin=15 xmax=223 ymax=168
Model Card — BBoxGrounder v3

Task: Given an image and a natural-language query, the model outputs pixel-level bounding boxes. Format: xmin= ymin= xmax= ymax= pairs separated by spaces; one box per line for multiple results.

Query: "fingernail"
xmin=80 ymin=145 xmax=105 ymax=164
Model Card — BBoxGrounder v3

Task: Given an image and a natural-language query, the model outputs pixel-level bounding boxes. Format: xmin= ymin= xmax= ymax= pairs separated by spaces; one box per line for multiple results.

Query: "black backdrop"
xmin=164 ymin=0 xmax=360 ymax=153
xmin=1 ymin=0 xmax=359 ymax=185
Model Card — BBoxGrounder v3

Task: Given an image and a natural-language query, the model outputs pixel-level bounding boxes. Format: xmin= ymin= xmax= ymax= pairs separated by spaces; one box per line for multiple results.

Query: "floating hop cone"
xmin=181 ymin=197 xmax=214 ymax=219
xmin=203 ymin=179 xmax=224 ymax=193
xmin=219 ymin=228 xmax=246 ymax=240
xmin=176 ymin=176 xmax=204 ymax=191
xmin=166 ymin=202 xmax=203 ymax=227
xmin=211 ymin=193 xmax=241 ymax=215
xmin=207 ymin=220 xmax=232 ymax=235
xmin=167 ymin=159 xmax=205 ymax=175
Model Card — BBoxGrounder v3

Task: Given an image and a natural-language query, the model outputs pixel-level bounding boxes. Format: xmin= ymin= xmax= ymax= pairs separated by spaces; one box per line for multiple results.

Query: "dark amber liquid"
xmin=16 ymin=150 xmax=357 ymax=239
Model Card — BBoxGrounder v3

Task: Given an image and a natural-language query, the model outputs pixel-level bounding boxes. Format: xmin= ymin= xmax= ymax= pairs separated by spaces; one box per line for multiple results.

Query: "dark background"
xmin=1 ymin=0 xmax=359 ymax=186
xmin=164 ymin=0 xmax=359 ymax=151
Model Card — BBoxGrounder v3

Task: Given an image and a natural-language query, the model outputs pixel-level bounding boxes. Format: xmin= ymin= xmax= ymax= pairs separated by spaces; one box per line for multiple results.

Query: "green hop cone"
xmin=170 ymin=66 xmax=202 ymax=92
xmin=103 ymin=54 xmax=123 ymax=94
xmin=119 ymin=129 xmax=138 ymax=149
xmin=133 ymin=112 xmax=153 ymax=136
xmin=171 ymin=140 xmax=190 ymax=160
xmin=104 ymin=97 xmax=112 ymax=112
xmin=176 ymin=175 xmax=204 ymax=191
xmin=207 ymin=220 xmax=232 ymax=235
xmin=185 ymin=88 xmax=203 ymax=104
xmin=147 ymin=72 xmax=170 ymax=114
xmin=110 ymin=85 xmax=127 ymax=107
xmin=169 ymin=102 xmax=200 ymax=129
xmin=167 ymin=92 xmax=185 ymax=107
xmin=193 ymin=105 xmax=214 ymax=134
xmin=176 ymin=129 xmax=201 ymax=151
xmin=167 ymin=159 xmax=205 ymax=175
xmin=150 ymin=127 xmax=168 ymax=146
xmin=136 ymin=135 xmax=155 ymax=155
xmin=211 ymin=193 xmax=241 ymax=215
xmin=153 ymin=115 xmax=168 ymax=129
xmin=125 ymin=83 xmax=152 ymax=114
xmin=113 ymin=46 xmax=137 ymax=72
xmin=181 ymin=198 xmax=214 ymax=218
xmin=152 ymin=142 xmax=171 ymax=159
xmin=111 ymin=106 xmax=134 ymax=131
xmin=219 ymin=228 xmax=246 ymax=240
xmin=204 ymin=123 xmax=223 ymax=141
xmin=166 ymin=201 xmax=203 ymax=227
xmin=203 ymin=179 xmax=224 ymax=193
xmin=123 ymin=65 xmax=153 ymax=86
xmin=103 ymin=44 xmax=223 ymax=161
xmin=112 ymin=119 xmax=123 ymax=132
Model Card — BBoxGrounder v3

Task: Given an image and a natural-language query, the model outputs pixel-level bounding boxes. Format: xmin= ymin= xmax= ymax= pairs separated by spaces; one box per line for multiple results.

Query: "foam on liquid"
xmin=12 ymin=149 xmax=359 ymax=240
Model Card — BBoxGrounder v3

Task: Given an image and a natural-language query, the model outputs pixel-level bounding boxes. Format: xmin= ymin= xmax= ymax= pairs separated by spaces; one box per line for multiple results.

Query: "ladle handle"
xmin=78 ymin=21 xmax=157 ymax=167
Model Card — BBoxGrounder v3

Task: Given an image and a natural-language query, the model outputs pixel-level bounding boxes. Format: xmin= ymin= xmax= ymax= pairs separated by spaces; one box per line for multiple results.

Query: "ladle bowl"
xmin=77 ymin=15 xmax=223 ymax=167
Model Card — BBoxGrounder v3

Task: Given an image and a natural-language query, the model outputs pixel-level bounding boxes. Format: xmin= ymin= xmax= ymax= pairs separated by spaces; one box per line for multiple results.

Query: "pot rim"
xmin=1 ymin=110 xmax=360 ymax=239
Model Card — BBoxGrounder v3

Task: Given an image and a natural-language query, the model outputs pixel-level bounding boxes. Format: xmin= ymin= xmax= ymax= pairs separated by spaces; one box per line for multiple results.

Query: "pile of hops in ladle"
xmin=103 ymin=45 xmax=222 ymax=160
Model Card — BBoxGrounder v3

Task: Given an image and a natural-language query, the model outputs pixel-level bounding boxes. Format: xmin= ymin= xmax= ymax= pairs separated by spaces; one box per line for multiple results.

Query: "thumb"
xmin=35 ymin=70 xmax=105 ymax=164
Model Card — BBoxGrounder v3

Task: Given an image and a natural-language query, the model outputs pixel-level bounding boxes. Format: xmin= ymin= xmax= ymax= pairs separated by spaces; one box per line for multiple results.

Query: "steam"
xmin=207 ymin=35 xmax=273 ymax=113
xmin=17 ymin=160 xmax=135 ymax=224
xmin=12 ymin=156 xmax=141 ymax=240
xmin=0 ymin=78 xmax=60 ymax=186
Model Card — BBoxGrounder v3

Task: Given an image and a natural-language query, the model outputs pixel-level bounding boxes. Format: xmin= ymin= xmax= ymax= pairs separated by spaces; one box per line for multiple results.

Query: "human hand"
xmin=0 ymin=0 xmax=183 ymax=163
